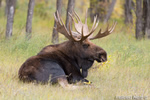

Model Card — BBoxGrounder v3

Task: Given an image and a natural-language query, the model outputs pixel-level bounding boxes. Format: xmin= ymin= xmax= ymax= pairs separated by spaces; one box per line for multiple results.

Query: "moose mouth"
xmin=87 ymin=56 xmax=107 ymax=63
xmin=95 ymin=57 xmax=107 ymax=63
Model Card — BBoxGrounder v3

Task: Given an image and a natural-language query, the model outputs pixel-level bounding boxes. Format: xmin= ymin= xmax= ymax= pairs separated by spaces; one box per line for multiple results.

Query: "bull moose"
xmin=18 ymin=10 xmax=116 ymax=89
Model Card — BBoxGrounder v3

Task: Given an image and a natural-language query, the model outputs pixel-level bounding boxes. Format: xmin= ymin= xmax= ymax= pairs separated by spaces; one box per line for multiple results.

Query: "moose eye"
xmin=82 ymin=44 xmax=90 ymax=49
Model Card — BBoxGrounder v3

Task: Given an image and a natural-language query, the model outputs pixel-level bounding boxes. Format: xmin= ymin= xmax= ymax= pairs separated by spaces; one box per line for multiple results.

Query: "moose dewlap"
xmin=18 ymin=10 xmax=116 ymax=89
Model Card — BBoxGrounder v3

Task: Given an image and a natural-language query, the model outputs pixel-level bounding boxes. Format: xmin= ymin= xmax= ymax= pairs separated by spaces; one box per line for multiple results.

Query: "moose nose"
xmin=99 ymin=53 xmax=107 ymax=62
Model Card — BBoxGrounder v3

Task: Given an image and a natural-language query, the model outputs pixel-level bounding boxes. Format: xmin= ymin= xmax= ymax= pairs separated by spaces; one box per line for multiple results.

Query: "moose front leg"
xmin=82 ymin=69 xmax=88 ymax=78
xmin=80 ymin=60 xmax=94 ymax=78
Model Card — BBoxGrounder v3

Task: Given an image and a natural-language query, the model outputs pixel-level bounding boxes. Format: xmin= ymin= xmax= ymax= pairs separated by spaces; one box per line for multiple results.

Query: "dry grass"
xmin=0 ymin=31 xmax=149 ymax=100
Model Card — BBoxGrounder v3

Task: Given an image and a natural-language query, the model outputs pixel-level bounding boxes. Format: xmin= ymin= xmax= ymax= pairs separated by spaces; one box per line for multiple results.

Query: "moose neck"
xmin=58 ymin=40 xmax=94 ymax=70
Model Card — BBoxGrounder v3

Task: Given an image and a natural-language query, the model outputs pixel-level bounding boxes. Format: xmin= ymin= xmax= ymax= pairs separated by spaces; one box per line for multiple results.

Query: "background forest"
xmin=0 ymin=0 xmax=149 ymax=100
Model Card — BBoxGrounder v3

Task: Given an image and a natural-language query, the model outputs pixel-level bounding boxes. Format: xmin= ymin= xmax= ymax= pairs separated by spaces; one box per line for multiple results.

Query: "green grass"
xmin=0 ymin=30 xmax=149 ymax=100
xmin=0 ymin=1 xmax=150 ymax=99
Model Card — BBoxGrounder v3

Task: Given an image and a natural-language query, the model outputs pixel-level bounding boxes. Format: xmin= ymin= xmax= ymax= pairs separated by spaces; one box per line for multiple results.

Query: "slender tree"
xmin=89 ymin=0 xmax=109 ymax=22
xmin=52 ymin=0 xmax=62 ymax=44
xmin=142 ymin=0 xmax=147 ymax=37
xmin=45 ymin=0 xmax=48 ymax=4
xmin=5 ymin=0 xmax=16 ymax=39
xmin=0 ymin=0 xmax=2 ymax=8
xmin=124 ymin=0 xmax=133 ymax=24
xmin=146 ymin=0 xmax=150 ymax=39
xmin=89 ymin=0 xmax=95 ymax=22
xmin=5 ymin=0 xmax=17 ymax=16
xmin=143 ymin=0 xmax=150 ymax=39
xmin=65 ymin=0 xmax=75 ymax=30
xmin=104 ymin=0 xmax=116 ymax=23
xmin=135 ymin=0 xmax=143 ymax=40
xmin=26 ymin=0 xmax=35 ymax=39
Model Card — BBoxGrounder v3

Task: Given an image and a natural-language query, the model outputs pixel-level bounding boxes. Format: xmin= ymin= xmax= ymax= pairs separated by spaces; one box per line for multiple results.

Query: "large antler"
xmin=54 ymin=11 xmax=79 ymax=41
xmin=54 ymin=10 xmax=117 ymax=42
xmin=89 ymin=22 xmax=117 ymax=40
xmin=54 ymin=10 xmax=98 ymax=42
xmin=68 ymin=9 xmax=99 ymax=41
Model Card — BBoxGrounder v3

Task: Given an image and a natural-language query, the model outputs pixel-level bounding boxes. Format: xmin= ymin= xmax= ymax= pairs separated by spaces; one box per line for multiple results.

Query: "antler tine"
xmin=56 ymin=10 xmax=65 ymax=26
xmin=80 ymin=26 xmax=85 ymax=41
xmin=89 ymin=21 xmax=117 ymax=40
xmin=58 ymin=12 xmax=66 ymax=26
xmin=68 ymin=12 xmax=75 ymax=23
xmin=71 ymin=12 xmax=99 ymax=41
xmin=54 ymin=10 xmax=73 ymax=40
xmin=80 ymin=26 xmax=94 ymax=41
xmin=77 ymin=26 xmax=88 ymax=42
xmin=68 ymin=12 xmax=82 ymax=34
xmin=68 ymin=19 xmax=81 ymax=42
xmin=82 ymin=15 xmax=99 ymax=39
xmin=54 ymin=12 xmax=57 ymax=21
xmin=89 ymin=15 xmax=98 ymax=33
xmin=56 ymin=11 xmax=61 ymax=23
xmin=109 ymin=21 xmax=117 ymax=33
xmin=56 ymin=11 xmax=65 ymax=26
xmin=92 ymin=19 xmax=99 ymax=33
xmin=73 ymin=9 xmax=81 ymax=22
xmin=54 ymin=12 xmax=60 ymax=25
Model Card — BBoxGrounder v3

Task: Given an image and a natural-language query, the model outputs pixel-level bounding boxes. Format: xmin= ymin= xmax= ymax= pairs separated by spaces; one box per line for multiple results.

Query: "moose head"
xmin=18 ymin=10 xmax=116 ymax=89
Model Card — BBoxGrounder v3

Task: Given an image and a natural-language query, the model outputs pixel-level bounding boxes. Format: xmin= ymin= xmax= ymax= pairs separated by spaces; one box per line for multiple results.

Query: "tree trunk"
xmin=124 ymin=0 xmax=133 ymax=24
xmin=65 ymin=0 xmax=75 ymax=30
xmin=104 ymin=0 xmax=116 ymax=23
xmin=89 ymin=0 xmax=95 ymax=22
xmin=135 ymin=0 xmax=143 ymax=40
xmin=5 ymin=0 xmax=16 ymax=39
xmin=142 ymin=0 xmax=147 ymax=37
xmin=5 ymin=0 xmax=17 ymax=16
xmin=52 ymin=0 xmax=62 ymax=44
xmin=89 ymin=0 xmax=108 ymax=22
xmin=146 ymin=0 xmax=150 ymax=39
xmin=26 ymin=0 xmax=35 ymax=39
xmin=0 ymin=0 xmax=2 ymax=8
xmin=45 ymin=0 xmax=49 ymax=4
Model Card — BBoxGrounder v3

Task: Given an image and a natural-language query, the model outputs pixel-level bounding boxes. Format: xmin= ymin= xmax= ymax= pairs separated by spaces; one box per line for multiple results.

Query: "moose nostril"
xmin=99 ymin=53 xmax=107 ymax=62
xmin=104 ymin=57 xmax=107 ymax=61
xmin=102 ymin=57 xmax=107 ymax=62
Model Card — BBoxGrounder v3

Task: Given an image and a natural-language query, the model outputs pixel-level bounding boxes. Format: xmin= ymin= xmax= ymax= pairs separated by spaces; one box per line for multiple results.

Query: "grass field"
xmin=0 ymin=26 xmax=149 ymax=100
xmin=0 ymin=1 xmax=150 ymax=100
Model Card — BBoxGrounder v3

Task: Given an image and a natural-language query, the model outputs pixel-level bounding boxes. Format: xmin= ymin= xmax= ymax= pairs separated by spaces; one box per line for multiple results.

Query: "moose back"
xmin=18 ymin=10 xmax=116 ymax=89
